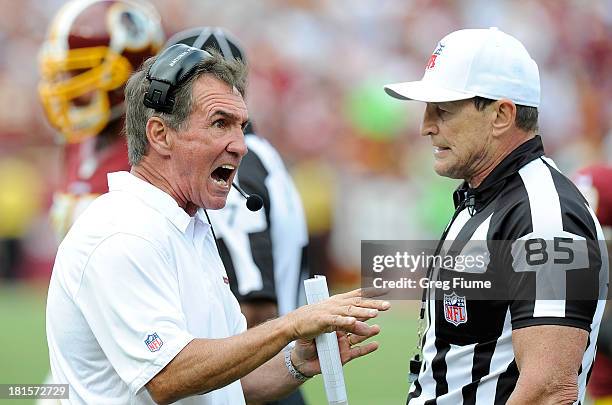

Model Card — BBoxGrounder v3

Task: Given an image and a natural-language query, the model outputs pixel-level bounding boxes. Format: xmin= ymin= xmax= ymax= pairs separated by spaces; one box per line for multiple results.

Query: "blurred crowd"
xmin=0 ymin=0 xmax=611 ymax=281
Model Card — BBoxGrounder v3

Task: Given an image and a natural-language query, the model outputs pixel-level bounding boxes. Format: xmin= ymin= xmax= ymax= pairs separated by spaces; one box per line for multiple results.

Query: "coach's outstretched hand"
xmin=143 ymin=288 xmax=389 ymax=403
xmin=284 ymin=288 xmax=390 ymax=377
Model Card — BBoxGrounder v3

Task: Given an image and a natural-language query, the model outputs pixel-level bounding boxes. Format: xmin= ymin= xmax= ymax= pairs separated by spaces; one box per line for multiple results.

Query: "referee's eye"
xmin=437 ymin=106 xmax=450 ymax=118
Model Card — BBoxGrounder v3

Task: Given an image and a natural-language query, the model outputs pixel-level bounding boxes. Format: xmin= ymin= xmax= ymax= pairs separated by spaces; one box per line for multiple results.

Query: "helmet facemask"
xmin=39 ymin=46 xmax=133 ymax=143
xmin=38 ymin=0 xmax=164 ymax=143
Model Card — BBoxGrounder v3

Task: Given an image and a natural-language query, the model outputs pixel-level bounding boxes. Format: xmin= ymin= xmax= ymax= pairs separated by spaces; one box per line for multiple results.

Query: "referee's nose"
xmin=421 ymin=103 xmax=439 ymax=137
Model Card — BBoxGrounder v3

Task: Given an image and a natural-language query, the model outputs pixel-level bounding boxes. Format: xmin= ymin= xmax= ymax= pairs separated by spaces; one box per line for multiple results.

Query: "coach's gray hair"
xmin=124 ymin=49 xmax=247 ymax=166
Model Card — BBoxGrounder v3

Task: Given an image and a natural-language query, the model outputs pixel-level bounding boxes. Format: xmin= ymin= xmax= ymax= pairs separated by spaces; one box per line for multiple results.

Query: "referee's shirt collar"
xmin=453 ymin=135 xmax=545 ymax=211
xmin=107 ymin=171 xmax=198 ymax=233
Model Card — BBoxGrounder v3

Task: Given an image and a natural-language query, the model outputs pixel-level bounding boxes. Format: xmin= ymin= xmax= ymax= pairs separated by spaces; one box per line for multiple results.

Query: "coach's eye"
xmin=212 ymin=119 xmax=226 ymax=129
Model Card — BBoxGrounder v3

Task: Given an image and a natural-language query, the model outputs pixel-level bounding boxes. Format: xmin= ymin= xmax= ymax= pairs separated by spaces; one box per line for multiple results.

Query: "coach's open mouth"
xmin=211 ymin=164 xmax=235 ymax=187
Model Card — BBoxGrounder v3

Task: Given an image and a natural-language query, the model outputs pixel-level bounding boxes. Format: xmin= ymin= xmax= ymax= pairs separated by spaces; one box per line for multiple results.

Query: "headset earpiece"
xmin=143 ymin=44 xmax=212 ymax=113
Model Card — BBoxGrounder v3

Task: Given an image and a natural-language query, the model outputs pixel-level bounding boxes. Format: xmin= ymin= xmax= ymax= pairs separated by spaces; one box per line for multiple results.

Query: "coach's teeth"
xmin=221 ymin=164 xmax=235 ymax=170
xmin=212 ymin=177 xmax=228 ymax=186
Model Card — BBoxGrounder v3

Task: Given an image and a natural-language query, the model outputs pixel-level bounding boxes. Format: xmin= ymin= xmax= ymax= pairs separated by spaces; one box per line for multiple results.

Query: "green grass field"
xmin=302 ymin=301 xmax=418 ymax=404
xmin=0 ymin=282 xmax=418 ymax=405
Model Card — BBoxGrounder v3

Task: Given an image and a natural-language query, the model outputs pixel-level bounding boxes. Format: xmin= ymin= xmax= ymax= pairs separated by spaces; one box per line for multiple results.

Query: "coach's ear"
xmin=491 ymin=98 xmax=516 ymax=136
xmin=146 ymin=116 xmax=173 ymax=158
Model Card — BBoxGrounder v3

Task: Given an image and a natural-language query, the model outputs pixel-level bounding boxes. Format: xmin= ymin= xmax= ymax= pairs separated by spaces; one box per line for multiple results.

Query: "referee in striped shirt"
xmin=385 ymin=27 xmax=608 ymax=404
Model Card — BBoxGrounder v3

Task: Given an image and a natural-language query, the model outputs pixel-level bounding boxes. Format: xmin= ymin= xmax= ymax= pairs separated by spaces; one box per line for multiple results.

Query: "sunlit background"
xmin=0 ymin=0 xmax=610 ymax=403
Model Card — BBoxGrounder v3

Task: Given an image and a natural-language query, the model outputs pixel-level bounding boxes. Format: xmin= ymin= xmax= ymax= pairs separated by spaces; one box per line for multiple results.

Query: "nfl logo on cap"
xmin=444 ymin=292 xmax=468 ymax=326
xmin=145 ymin=332 xmax=163 ymax=352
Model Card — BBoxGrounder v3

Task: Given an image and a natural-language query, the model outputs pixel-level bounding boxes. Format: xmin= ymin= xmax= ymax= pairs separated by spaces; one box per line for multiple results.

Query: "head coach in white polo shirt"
xmin=46 ymin=45 xmax=390 ymax=405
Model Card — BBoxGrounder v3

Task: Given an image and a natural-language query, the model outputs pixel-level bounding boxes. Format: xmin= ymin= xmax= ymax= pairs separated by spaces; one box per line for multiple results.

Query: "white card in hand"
xmin=304 ymin=275 xmax=349 ymax=405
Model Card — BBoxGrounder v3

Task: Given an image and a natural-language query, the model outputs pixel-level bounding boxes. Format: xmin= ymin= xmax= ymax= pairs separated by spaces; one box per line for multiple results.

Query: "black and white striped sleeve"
xmin=500 ymin=158 xmax=607 ymax=332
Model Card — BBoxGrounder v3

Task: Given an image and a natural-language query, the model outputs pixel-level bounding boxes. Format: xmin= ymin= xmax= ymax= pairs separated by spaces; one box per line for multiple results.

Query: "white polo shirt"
xmin=46 ymin=171 xmax=247 ymax=404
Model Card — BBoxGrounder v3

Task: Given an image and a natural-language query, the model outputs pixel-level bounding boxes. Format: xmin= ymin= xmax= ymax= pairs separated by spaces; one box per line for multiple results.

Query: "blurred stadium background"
xmin=0 ymin=0 xmax=610 ymax=403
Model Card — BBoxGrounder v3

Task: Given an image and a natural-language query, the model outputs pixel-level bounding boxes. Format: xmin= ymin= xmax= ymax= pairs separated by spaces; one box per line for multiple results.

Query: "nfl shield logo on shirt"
xmin=145 ymin=333 xmax=163 ymax=352
xmin=444 ymin=292 xmax=468 ymax=326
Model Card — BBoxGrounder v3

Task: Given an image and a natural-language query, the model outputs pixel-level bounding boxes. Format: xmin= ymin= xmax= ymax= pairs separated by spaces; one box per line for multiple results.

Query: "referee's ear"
xmin=145 ymin=116 xmax=173 ymax=158
xmin=491 ymin=98 xmax=517 ymax=136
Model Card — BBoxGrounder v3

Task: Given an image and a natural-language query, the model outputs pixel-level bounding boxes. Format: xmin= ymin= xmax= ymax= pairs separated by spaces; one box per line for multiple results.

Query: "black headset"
xmin=143 ymin=44 xmax=212 ymax=114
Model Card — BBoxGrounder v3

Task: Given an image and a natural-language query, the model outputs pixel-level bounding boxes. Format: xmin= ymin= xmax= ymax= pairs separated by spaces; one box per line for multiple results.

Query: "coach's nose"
xmin=227 ymin=128 xmax=248 ymax=158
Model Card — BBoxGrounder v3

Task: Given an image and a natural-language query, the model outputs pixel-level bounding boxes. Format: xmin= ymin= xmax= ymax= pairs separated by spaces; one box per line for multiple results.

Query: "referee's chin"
xmin=433 ymin=165 xmax=464 ymax=180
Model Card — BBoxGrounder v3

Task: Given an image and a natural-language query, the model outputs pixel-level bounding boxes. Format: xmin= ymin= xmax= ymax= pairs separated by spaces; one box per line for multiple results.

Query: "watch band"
xmin=284 ymin=347 xmax=310 ymax=382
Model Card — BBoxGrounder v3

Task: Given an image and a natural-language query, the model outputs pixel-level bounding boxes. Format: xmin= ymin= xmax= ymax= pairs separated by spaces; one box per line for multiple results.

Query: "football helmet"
xmin=38 ymin=0 xmax=164 ymax=143
xmin=165 ymin=26 xmax=246 ymax=64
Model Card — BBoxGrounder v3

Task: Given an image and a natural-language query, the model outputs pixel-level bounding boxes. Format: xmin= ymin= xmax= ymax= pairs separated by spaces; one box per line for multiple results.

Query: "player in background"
xmin=36 ymin=1 xmax=163 ymax=402
xmin=164 ymin=27 xmax=309 ymax=405
xmin=38 ymin=0 xmax=164 ymax=241
xmin=574 ymin=165 xmax=612 ymax=405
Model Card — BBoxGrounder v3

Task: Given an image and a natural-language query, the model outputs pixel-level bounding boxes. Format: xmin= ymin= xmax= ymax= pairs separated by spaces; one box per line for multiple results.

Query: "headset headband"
xmin=143 ymin=44 xmax=212 ymax=113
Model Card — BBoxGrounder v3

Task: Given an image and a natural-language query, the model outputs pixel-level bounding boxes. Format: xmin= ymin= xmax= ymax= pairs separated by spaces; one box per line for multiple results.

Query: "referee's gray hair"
xmin=124 ymin=49 xmax=247 ymax=166
xmin=473 ymin=96 xmax=539 ymax=133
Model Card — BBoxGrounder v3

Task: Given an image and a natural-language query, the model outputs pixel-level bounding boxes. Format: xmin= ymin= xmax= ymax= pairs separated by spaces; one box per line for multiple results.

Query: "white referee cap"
xmin=384 ymin=27 xmax=540 ymax=107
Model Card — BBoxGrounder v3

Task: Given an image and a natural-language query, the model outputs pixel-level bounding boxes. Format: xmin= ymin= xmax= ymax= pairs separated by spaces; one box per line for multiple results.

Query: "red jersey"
xmin=51 ymin=137 xmax=129 ymax=240
xmin=575 ymin=164 xmax=612 ymax=228
xmin=575 ymin=164 xmax=612 ymax=399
